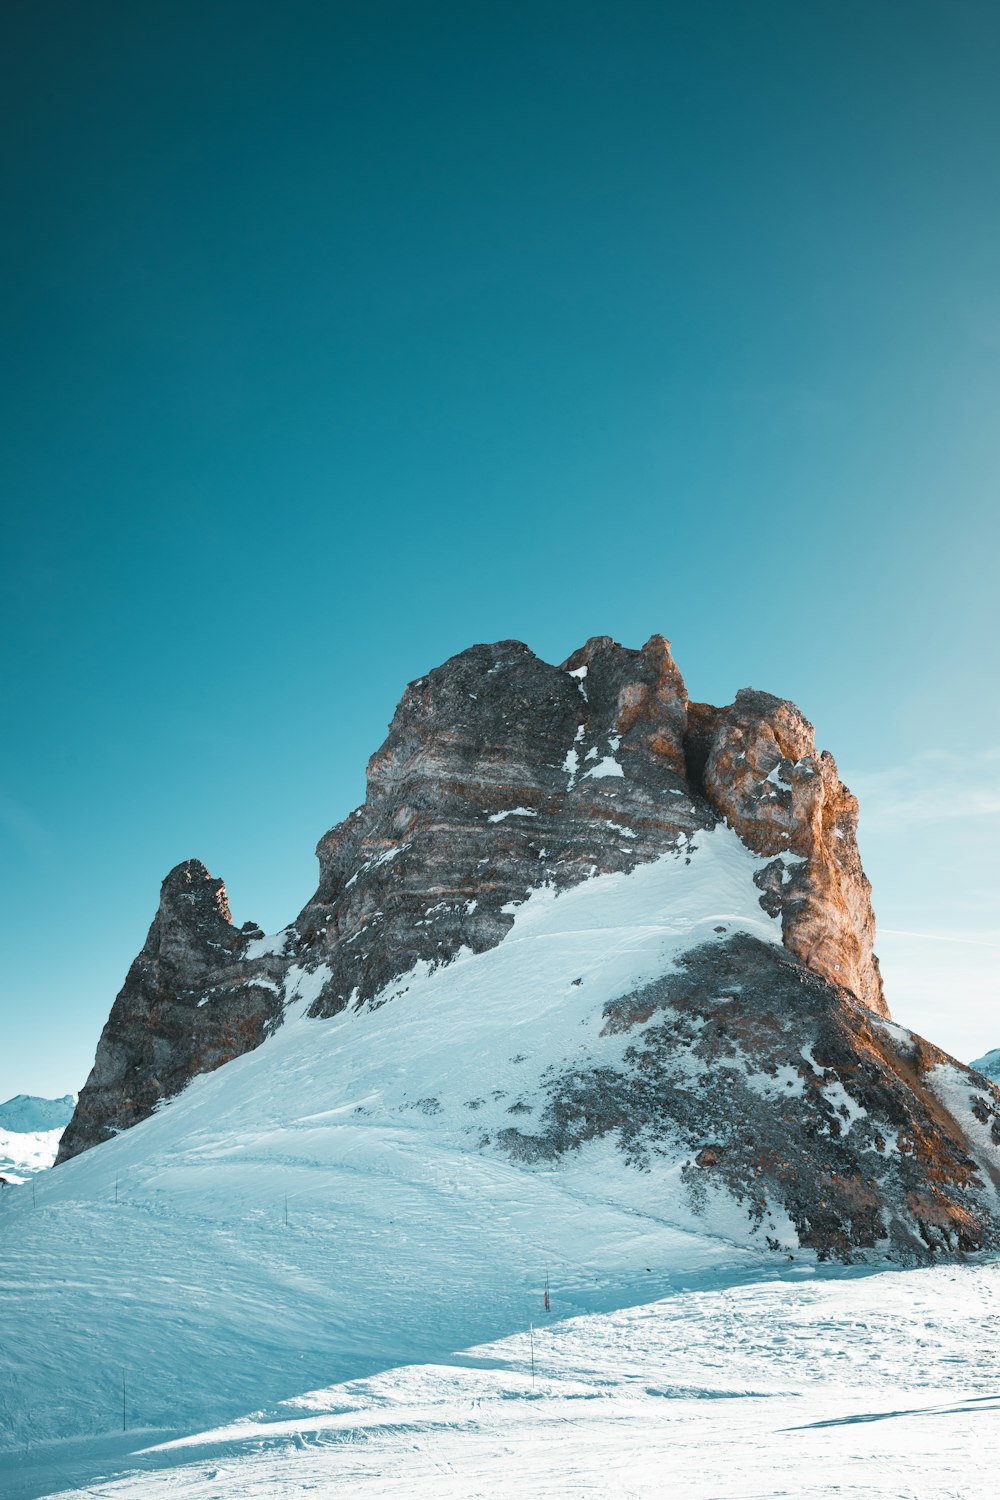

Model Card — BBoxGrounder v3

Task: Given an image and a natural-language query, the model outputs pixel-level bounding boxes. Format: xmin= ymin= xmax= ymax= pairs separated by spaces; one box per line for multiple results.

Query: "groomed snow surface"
xmin=3 ymin=831 xmax=999 ymax=1497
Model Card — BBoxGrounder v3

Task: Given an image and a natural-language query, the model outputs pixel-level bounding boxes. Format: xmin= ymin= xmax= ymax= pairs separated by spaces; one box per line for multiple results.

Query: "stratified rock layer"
xmin=290 ymin=635 xmax=884 ymax=1021
xmin=294 ymin=636 xmax=708 ymax=1014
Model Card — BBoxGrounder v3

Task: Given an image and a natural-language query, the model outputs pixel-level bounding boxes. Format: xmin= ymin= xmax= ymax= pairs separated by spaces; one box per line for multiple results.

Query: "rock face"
xmin=55 ymin=635 xmax=1000 ymax=1264
xmin=296 ymin=635 xmax=710 ymax=1015
xmin=292 ymin=635 xmax=883 ymax=1022
xmin=693 ymin=689 xmax=884 ymax=1013
xmin=56 ymin=861 xmax=284 ymax=1162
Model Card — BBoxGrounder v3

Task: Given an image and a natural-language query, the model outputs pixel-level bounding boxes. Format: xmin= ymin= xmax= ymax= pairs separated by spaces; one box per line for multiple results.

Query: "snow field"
xmin=30 ymin=1264 xmax=1000 ymax=1499
xmin=3 ymin=828 xmax=997 ymax=1496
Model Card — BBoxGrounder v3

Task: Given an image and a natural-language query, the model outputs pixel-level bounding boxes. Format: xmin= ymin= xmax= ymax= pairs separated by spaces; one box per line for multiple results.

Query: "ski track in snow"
xmin=2 ymin=830 xmax=999 ymax=1497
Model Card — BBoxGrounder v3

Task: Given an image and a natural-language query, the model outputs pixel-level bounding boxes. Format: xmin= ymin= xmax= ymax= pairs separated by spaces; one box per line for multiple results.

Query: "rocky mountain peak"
xmin=60 ymin=635 xmax=889 ymax=1167
xmin=301 ymin=635 xmax=885 ymax=1021
xmin=61 ymin=629 xmax=980 ymax=1265
xmin=52 ymin=634 xmax=1000 ymax=1263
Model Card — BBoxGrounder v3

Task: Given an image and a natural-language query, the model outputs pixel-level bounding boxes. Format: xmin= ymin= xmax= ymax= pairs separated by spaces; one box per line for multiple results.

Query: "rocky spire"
xmin=55 ymin=860 xmax=281 ymax=1163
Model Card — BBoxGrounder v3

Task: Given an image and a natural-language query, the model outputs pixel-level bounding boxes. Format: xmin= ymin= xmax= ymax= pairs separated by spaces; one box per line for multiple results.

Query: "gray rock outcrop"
xmin=56 ymin=861 xmax=284 ymax=1161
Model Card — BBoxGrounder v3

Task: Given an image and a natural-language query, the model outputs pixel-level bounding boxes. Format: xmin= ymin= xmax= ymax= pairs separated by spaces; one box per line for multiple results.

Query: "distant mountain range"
xmin=0 ymin=1093 xmax=75 ymax=1134
xmin=971 ymin=1049 xmax=1000 ymax=1085
xmin=0 ymin=1093 xmax=75 ymax=1180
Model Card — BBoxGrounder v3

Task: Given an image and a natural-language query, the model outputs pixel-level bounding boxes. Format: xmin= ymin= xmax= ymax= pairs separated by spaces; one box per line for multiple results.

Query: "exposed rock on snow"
xmin=503 ymin=934 xmax=1000 ymax=1260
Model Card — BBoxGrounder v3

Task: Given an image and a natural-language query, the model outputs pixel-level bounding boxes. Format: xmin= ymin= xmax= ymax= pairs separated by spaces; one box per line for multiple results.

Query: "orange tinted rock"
xmin=699 ymin=688 xmax=886 ymax=1017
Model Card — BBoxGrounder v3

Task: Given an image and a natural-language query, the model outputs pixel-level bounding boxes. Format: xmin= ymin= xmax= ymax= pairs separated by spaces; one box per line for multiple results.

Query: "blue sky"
xmin=2 ymin=1 xmax=998 ymax=1098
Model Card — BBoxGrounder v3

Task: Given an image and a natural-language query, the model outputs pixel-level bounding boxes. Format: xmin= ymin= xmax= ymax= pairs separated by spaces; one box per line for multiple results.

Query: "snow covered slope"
xmin=0 ymin=1125 xmax=65 ymax=1181
xmin=2 ymin=837 xmax=779 ymax=1468
xmin=3 ymin=832 xmax=1000 ymax=1498
xmin=31 ymin=1264 xmax=1000 ymax=1500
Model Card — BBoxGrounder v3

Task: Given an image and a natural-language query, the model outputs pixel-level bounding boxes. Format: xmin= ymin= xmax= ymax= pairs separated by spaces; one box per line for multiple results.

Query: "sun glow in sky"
xmin=1 ymin=1 xmax=998 ymax=1096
